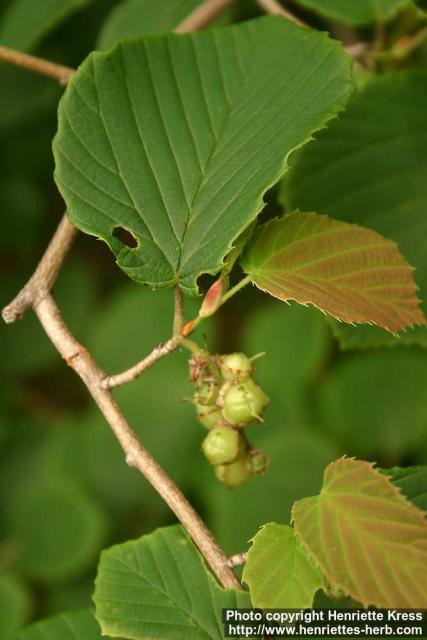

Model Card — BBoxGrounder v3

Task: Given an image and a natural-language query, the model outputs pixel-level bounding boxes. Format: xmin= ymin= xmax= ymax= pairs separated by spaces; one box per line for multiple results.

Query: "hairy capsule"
xmin=219 ymin=352 xmax=253 ymax=381
xmin=202 ymin=426 xmax=241 ymax=465
xmin=222 ymin=379 xmax=268 ymax=426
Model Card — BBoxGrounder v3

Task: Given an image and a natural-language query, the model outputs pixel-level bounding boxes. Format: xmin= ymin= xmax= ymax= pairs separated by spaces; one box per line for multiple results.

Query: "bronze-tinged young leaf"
xmin=292 ymin=457 xmax=427 ymax=608
xmin=241 ymin=212 xmax=425 ymax=333
xmin=243 ymin=523 xmax=323 ymax=608
xmin=53 ymin=16 xmax=353 ymax=295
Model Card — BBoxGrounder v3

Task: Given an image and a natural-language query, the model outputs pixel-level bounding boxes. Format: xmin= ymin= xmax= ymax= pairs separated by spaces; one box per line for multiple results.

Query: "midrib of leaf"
xmin=175 ymin=30 xmax=251 ymax=275
xmin=117 ymin=45 xmax=184 ymax=259
xmin=99 ymin=539 xmax=219 ymax=639
xmin=179 ymin=39 xmax=337 ymax=277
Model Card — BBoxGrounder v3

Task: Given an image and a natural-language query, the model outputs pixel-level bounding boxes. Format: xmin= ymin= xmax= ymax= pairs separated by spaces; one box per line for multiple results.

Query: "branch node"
xmin=228 ymin=552 xmax=247 ymax=567
xmin=126 ymin=454 xmax=136 ymax=468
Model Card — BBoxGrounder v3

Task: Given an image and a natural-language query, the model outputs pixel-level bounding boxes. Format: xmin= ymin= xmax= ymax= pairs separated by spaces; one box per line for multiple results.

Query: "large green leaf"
xmin=292 ymin=0 xmax=409 ymax=25
xmin=0 ymin=573 xmax=31 ymax=640
xmin=241 ymin=213 xmax=424 ymax=333
xmin=0 ymin=0 xmax=92 ymax=51
xmin=243 ymin=523 xmax=323 ymax=608
xmin=16 ymin=610 xmax=114 ymax=640
xmin=98 ymin=0 xmax=201 ymax=50
xmin=94 ymin=525 xmax=250 ymax=640
xmin=281 ymin=71 xmax=427 ymax=347
xmin=386 ymin=466 xmax=427 ymax=513
xmin=292 ymin=457 xmax=427 ymax=608
xmin=53 ymin=15 xmax=353 ymax=295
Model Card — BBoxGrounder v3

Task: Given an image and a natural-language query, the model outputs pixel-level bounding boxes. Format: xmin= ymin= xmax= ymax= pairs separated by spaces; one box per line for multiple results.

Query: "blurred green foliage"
xmin=1 ymin=0 xmax=427 ymax=635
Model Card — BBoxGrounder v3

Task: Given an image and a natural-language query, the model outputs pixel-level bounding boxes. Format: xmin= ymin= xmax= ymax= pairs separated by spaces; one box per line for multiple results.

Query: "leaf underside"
xmin=241 ymin=212 xmax=425 ymax=334
xmin=243 ymin=523 xmax=323 ymax=608
xmin=292 ymin=457 xmax=427 ymax=608
xmin=93 ymin=525 xmax=249 ymax=640
xmin=53 ymin=15 xmax=353 ymax=295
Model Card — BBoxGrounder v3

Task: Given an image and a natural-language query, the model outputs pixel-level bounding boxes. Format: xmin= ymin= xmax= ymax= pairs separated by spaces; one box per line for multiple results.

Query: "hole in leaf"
xmin=112 ymin=226 xmax=138 ymax=249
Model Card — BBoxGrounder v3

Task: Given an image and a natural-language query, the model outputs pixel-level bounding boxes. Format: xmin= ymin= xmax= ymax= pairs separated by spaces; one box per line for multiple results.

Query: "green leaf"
xmin=241 ymin=212 xmax=424 ymax=333
xmin=98 ymin=0 xmax=201 ymax=50
xmin=386 ymin=466 xmax=427 ymax=513
xmin=292 ymin=0 xmax=409 ymax=25
xmin=243 ymin=523 xmax=323 ymax=608
xmin=292 ymin=457 xmax=427 ymax=608
xmin=16 ymin=609 xmax=114 ymax=640
xmin=94 ymin=525 xmax=250 ymax=640
xmin=0 ymin=573 xmax=31 ymax=640
xmin=281 ymin=70 xmax=427 ymax=348
xmin=315 ymin=348 xmax=427 ymax=461
xmin=7 ymin=480 xmax=108 ymax=584
xmin=0 ymin=0 xmax=93 ymax=51
xmin=53 ymin=15 xmax=353 ymax=295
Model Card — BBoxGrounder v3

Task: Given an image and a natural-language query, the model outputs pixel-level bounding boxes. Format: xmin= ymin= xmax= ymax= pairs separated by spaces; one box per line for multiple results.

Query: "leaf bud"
xmin=199 ymin=278 xmax=228 ymax=318
xmin=202 ymin=426 xmax=241 ymax=465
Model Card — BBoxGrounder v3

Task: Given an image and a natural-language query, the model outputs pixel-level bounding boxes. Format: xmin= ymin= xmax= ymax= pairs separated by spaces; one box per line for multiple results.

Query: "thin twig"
xmin=256 ymin=0 xmax=307 ymax=27
xmin=175 ymin=0 xmax=235 ymax=33
xmin=0 ymin=46 xmax=74 ymax=84
xmin=34 ymin=294 xmax=241 ymax=591
xmin=173 ymin=286 xmax=185 ymax=336
xmin=228 ymin=552 xmax=247 ymax=567
xmin=102 ymin=338 xmax=180 ymax=389
xmin=1 ymin=0 xmax=235 ymax=328
xmin=2 ymin=215 xmax=77 ymax=324
xmin=256 ymin=0 xmax=367 ymax=60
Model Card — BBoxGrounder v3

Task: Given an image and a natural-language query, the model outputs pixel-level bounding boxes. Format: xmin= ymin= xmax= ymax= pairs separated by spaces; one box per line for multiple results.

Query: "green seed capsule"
xmin=248 ymin=449 xmax=269 ymax=475
xmin=222 ymin=379 xmax=268 ymax=426
xmin=220 ymin=352 xmax=253 ymax=381
xmin=215 ymin=452 xmax=251 ymax=489
xmin=194 ymin=380 xmax=219 ymax=406
xmin=195 ymin=402 xmax=222 ymax=429
xmin=202 ymin=427 xmax=241 ymax=465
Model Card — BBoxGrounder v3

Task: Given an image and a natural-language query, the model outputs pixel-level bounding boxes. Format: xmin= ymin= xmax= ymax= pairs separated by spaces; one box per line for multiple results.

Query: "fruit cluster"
xmin=189 ymin=351 xmax=269 ymax=488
